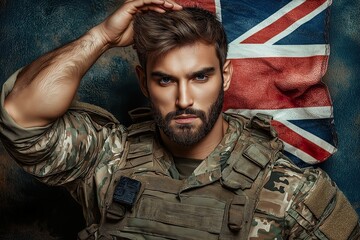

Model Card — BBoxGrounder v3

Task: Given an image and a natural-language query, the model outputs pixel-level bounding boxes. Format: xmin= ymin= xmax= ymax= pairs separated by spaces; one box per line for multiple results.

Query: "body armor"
xmin=90 ymin=113 xmax=283 ymax=240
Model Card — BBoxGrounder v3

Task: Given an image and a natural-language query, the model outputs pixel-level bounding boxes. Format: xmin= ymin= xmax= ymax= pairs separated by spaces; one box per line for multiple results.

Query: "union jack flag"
xmin=178 ymin=0 xmax=336 ymax=165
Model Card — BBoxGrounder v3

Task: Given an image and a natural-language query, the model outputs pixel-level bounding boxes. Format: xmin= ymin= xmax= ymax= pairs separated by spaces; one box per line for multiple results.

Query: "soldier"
xmin=0 ymin=0 xmax=359 ymax=239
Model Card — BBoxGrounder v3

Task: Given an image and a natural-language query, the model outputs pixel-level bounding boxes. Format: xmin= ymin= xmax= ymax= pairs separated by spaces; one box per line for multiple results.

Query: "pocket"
xmin=119 ymin=190 xmax=226 ymax=240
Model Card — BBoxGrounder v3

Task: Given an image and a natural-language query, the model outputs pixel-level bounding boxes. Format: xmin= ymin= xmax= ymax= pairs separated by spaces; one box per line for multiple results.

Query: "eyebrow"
xmin=150 ymin=67 xmax=216 ymax=79
xmin=188 ymin=67 xmax=216 ymax=79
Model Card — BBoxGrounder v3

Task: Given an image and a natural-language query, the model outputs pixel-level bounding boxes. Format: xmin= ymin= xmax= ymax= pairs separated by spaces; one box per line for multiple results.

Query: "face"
xmin=137 ymin=42 xmax=232 ymax=146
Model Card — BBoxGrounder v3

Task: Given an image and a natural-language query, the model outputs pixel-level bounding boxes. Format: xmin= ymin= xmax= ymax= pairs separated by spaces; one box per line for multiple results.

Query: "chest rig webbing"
xmin=85 ymin=113 xmax=283 ymax=240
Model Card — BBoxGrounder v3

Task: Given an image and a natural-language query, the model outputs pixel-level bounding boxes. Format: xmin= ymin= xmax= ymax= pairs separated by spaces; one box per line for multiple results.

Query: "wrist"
xmin=87 ymin=25 xmax=112 ymax=53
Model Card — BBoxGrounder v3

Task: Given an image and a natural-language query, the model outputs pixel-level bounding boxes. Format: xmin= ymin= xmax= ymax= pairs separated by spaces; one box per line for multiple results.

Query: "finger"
xmin=163 ymin=0 xmax=182 ymax=10
xmin=136 ymin=0 xmax=182 ymax=11
xmin=124 ymin=0 xmax=183 ymax=16
xmin=139 ymin=6 xmax=166 ymax=13
xmin=136 ymin=3 xmax=182 ymax=14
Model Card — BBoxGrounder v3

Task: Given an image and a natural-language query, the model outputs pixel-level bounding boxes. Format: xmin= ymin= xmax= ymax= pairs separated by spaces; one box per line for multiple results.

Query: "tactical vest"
xmin=77 ymin=107 xmax=283 ymax=240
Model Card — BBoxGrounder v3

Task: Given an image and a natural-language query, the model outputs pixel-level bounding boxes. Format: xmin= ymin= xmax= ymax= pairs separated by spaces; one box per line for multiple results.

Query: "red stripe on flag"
xmin=223 ymin=56 xmax=331 ymax=110
xmin=241 ymin=0 xmax=327 ymax=43
xmin=271 ymin=120 xmax=331 ymax=161
xmin=175 ymin=0 xmax=216 ymax=13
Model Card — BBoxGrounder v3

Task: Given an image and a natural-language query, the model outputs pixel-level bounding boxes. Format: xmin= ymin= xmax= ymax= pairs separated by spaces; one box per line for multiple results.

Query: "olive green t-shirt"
xmin=173 ymin=157 xmax=202 ymax=180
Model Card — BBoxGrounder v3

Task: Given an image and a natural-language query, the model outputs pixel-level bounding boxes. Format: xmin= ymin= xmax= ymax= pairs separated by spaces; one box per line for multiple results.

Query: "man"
xmin=0 ymin=0 xmax=359 ymax=239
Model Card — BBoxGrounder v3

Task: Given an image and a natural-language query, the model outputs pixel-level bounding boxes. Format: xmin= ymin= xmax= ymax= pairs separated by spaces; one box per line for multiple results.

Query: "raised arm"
xmin=4 ymin=0 xmax=182 ymax=128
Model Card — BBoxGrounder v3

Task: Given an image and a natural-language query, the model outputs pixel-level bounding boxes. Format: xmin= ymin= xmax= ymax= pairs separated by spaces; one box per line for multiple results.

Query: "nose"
xmin=176 ymin=80 xmax=194 ymax=109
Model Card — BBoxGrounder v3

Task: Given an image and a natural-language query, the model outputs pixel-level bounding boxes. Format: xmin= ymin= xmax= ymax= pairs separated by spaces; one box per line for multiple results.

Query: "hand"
xmin=95 ymin=0 xmax=182 ymax=48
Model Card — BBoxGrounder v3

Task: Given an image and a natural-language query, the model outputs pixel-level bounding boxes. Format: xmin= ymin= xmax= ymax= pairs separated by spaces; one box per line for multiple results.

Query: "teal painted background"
xmin=0 ymin=0 xmax=359 ymax=239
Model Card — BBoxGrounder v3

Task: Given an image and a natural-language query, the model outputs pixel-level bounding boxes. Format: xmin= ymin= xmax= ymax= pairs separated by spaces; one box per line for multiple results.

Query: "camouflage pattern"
xmin=0 ymin=73 xmax=359 ymax=239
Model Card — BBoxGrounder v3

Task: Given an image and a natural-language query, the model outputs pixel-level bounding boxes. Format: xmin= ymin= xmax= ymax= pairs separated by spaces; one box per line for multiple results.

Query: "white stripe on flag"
xmin=214 ymin=0 xmax=222 ymax=22
xmin=283 ymin=142 xmax=319 ymax=164
xmin=228 ymin=44 xmax=330 ymax=58
xmin=229 ymin=0 xmax=306 ymax=44
xmin=277 ymin=119 xmax=337 ymax=154
xmin=267 ymin=0 xmax=332 ymax=44
xmin=226 ymin=106 xmax=333 ymax=120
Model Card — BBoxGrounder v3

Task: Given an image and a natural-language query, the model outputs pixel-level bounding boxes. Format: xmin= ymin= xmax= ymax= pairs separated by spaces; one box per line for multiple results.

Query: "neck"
xmin=160 ymin=115 xmax=228 ymax=160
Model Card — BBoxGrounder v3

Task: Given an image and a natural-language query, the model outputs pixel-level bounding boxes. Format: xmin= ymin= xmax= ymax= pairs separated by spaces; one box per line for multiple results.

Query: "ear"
xmin=135 ymin=65 xmax=149 ymax=98
xmin=222 ymin=60 xmax=233 ymax=91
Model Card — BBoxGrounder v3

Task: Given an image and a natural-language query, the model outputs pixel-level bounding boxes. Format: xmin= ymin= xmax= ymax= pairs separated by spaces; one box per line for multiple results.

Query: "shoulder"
xmin=256 ymin=157 xmax=306 ymax=218
xmin=259 ymin=157 xmax=360 ymax=239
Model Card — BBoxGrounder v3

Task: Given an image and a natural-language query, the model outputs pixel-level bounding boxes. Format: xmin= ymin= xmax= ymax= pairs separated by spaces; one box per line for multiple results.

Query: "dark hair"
xmin=133 ymin=7 xmax=228 ymax=69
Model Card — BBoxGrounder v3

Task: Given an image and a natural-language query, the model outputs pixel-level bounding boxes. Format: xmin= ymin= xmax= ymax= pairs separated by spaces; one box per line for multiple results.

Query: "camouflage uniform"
xmin=1 ymin=70 xmax=359 ymax=239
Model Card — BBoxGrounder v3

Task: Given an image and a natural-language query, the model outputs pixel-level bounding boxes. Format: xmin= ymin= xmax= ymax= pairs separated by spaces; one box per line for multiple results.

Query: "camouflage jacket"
xmin=0 ymin=70 xmax=359 ymax=239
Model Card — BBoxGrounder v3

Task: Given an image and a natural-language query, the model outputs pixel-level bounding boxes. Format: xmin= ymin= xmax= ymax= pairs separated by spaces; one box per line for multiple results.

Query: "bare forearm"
xmin=4 ymin=0 xmax=182 ymax=128
xmin=4 ymin=27 xmax=109 ymax=127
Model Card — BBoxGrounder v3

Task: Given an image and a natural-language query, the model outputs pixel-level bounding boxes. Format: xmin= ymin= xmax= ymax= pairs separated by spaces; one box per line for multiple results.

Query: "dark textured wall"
xmin=0 ymin=0 xmax=359 ymax=239
xmin=319 ymin=0 xmax=360 ymax=213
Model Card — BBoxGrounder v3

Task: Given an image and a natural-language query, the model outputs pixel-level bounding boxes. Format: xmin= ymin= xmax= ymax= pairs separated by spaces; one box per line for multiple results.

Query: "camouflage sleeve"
xmin=0 ymin=69 xmax=127 ymax=186
xmin=286 ymin=167 xmax=360 ymax=240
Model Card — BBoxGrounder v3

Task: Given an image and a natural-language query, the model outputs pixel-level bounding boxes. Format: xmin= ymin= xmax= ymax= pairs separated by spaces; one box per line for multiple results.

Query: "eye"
xmin=159 ymin=76 xmax=173 ymax=85
xmin=194 ymin=74 xmax=208 ymax=81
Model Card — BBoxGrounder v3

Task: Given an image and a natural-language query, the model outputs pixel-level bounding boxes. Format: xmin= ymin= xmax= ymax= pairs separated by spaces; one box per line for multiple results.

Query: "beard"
xmin=151 ymin=88 xmax=224 ymax=146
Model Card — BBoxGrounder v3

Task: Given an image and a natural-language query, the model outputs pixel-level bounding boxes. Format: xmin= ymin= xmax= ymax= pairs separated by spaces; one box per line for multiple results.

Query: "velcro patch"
xmin=319 ymin=191 xmax=359 ymax=240
xmin=304 ymin=174 xmax=336 ymax=219
xmin=113 ymin=176 xmax=142 ymax=207
xmin=243 ymin=144 xmax=270 ymax=168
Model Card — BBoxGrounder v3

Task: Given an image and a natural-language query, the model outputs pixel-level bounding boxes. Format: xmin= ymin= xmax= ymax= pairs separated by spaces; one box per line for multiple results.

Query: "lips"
xmin=173 ymin=114 xmax=198 ymax=124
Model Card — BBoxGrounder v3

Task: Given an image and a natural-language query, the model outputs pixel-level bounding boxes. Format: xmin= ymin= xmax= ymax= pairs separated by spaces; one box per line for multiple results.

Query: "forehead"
xmin=146 ymin=42 xmax=220 ymax=75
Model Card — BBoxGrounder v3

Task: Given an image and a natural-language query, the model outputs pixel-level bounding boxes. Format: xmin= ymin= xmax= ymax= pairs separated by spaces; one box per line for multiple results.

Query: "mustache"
xmin=164 ymin=108 xmax=206 ymax=122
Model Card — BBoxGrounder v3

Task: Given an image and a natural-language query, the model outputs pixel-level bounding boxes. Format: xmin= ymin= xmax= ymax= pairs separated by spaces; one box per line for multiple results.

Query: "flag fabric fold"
xmin=178 ymin=0 xmax=336 ymax=165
